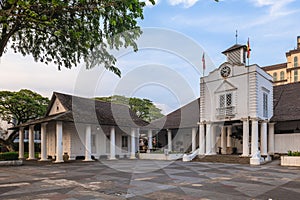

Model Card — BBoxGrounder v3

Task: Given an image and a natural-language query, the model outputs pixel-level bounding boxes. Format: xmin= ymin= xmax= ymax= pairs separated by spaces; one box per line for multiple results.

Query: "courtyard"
xmin=0 ymin=160 xmax=299 ymax=199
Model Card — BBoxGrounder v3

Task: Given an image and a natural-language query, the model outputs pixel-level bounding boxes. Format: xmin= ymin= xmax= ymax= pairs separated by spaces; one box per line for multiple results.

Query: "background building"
xmin=263 ymin=36 xmax=300 ymax=85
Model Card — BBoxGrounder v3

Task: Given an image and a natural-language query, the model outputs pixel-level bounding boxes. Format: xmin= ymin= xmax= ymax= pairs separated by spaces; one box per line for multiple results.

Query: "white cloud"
xmin=144 ymin=0 xmax=160 ymax=7
xmin=168 ymin=0 xmax=199 ymax=8
xmin=251 ymin=0 xmax=295 ymax=16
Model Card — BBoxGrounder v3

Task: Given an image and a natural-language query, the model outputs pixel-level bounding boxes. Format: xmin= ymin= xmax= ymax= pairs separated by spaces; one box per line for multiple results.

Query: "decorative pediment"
xmin=48 ymin=97 xmax=67 ymax=116
xmin=215 ymin=80 xmax=237 ymax=94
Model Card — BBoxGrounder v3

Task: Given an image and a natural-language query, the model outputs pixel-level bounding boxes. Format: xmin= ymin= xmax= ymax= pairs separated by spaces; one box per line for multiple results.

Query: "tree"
xmin=0 ymin=0 xmax=155 ymax=77
xmin=95 ymin=95 xmax=164 ymax=122
xmin=0 ymin=89 xmax=49 ymax=151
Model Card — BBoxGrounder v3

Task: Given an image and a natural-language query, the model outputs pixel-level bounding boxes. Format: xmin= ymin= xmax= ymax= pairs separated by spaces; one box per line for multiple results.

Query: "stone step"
xmin=193 ymin=155 xmax=250 ymax=164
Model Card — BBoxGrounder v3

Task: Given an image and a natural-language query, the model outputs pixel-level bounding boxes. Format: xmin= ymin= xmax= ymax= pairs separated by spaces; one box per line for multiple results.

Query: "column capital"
xmin=268 ymin=122 xmax=276 ymax=125
xmin=29 ymin=124 xmax=35 ymax=129
xmin=241 ymin=118 xmax=249 ymax=122
xmin=260 ymin=119 xmax=269 ymax=123
xmin=250 ymin=118 xmax=260 ymax=122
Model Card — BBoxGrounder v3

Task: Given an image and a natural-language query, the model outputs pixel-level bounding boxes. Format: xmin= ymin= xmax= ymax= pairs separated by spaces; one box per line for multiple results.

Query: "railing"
xmin=216 ymin=106 xmax=236 ymax=118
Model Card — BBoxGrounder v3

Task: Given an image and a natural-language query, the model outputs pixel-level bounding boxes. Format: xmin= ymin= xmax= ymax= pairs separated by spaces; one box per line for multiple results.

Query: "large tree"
xmin=0 ymin=0 xmax=155 ymax=76
xmin=96 ymin=95 xmax=164 ymax=122
xmin=0 ymin=89 xmax=49 ymax=151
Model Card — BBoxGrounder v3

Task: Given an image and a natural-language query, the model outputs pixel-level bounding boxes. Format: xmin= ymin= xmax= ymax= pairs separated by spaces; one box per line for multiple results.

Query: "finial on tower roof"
xmin=235 ymin=30 xmax=238 ymax=44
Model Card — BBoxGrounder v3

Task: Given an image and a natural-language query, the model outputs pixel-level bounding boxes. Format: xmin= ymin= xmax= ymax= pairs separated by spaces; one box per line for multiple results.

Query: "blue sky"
xmin=1 ymin=0 xmax=300 ymax=114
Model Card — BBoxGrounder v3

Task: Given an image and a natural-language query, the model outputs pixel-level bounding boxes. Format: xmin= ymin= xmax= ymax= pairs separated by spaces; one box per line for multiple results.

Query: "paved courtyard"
xmin=0 ymin=160 xmax=299 ymax=200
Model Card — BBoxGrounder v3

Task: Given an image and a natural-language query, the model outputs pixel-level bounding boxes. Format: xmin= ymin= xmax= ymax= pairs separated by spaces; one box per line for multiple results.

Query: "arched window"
xmin=294 ymin=70 xmax=298 ymax=82
xmin=294 ymin=56 xmax=298 ymax=67
xmin=273 ymin=72 xmax=277 ymax=82
xmin=280 ymin=71 xmax=285 ymax=80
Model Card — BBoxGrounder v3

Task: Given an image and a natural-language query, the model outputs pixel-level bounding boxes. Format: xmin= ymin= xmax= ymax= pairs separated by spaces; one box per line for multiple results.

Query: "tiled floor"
xmin=0 ymin=160 xmax=299 ymax=199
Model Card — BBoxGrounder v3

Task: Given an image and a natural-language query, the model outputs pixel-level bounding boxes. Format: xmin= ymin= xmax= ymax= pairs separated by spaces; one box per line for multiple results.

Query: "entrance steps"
xmin=193 ymin=154 xmax=250 ymax=164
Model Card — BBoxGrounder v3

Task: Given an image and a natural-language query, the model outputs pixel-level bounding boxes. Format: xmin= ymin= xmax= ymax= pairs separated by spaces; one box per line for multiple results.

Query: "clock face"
xmin=220 ymin=66 xmax=231 ymax=78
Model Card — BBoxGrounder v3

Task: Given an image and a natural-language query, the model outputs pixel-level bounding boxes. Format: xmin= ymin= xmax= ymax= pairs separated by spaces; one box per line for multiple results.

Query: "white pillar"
xmin=205 ymin=123 xmax=211 ymax=155
xmin=242 ymin=119 xmax=250 ymax=156
xmin=211 ymin=125 xmax=216 ymax=155
xmin=268 ymin=123 xmax=275 ymax=155
xmin=148 ymin=129 xmax=153 ymax=152
xmin=109 ymin=126 xmax=116 ymax=160
xmin=227 ymin=126 xmax=232 ymax=147
xmin=28 ymin=125 xmax=35 ymax=160
xmin=84 ymin=125 xmax=93 ymax=161
xmin=251 ymin=119 xmax=259 ymax=156
xmin=18 ymin=127 xmax=24 ymax=159
xmin=40 ymin=123 xmax=48 ymax=161
xmin=130 ymin=128 xmax=136 ymax=159
xmin=192 ymin=128 xmax=196 ymax=152
xmin=221 ymin=126 xmax=227 ymax=154
xmin=199 ymin=123 xmax=205 ymax=155
xmin=55 ymin=121 xmax=63 ymax=163
xmin=260 ymin=121 xmax=268 ymax=156
xmin=167 ymin=129 xmax=172 ymax=152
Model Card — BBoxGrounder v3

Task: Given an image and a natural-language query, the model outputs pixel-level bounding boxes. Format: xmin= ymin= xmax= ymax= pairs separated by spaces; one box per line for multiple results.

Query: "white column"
xmin=28 ymin=125 xmax=35 ymax=160
xmin=221 ymin=126 xmax=227 ymax=154
xmin=260 ymin=121 xmax=268 ymax=156
xmin=40 ymin=123 xmax=48 ymax=161
xmin=130 ymin=128 xmax=136 ymax=159
xmin=205 ymin=123 xmax=211 ymax=155
xmin=199 ymin=123 xmax=205 ymax=155
xmin=211 ymin=124 xmax=216 ymax=155
xmin=242 ymin=119 xmax=250 ymax=156
xmin=18 ymin=127 xmax=24 ymax=159
xmin=268 ymin=123 xmax=275 ymax=155
xmin=55 ymin=121 xmax=63 ymax=163
xmin=109 ymin=126 xmax=116 ymax=160
xmin=251 ymin=119 xmax=259 ymax=156
xmin=148 ymin=129 xmax=153 ymax=152
xmin=227 ymin=126 xmax=232 ymax=147
xmin=84 ymin=125 xmax=93 ymax=161
xmin=167 ymin=129 xmax=172 ymax=152
xmin=192 ymin=128 xmax=197 ymax=152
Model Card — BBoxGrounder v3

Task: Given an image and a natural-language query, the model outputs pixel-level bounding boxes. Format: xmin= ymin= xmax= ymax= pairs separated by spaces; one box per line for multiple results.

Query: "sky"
xmin=1 ymin=0 xmax=300 ymax=114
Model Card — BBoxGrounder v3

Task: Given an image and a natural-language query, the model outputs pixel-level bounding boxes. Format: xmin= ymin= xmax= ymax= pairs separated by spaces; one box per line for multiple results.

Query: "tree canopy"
xmin=95 ymin=95 xmax=164 ymax=122
xmin=0 ymin=89 xmax=49 ymax=151
xmin=0 ymin=0 xmax=155 ymax=76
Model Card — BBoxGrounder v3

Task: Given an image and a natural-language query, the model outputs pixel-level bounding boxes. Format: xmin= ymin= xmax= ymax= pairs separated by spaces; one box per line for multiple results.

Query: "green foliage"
xmin=0 ymin=0 xmax=156 ymax=76
xmin=0 ymin=89 xmax=50 ymax=125
xmin=95 ymin=95 xmax=164 ymax=122
xmin=0 ymin=152 xmax=19 ymax=161
xmin=287 ymin=150 xmax=300 ymax=156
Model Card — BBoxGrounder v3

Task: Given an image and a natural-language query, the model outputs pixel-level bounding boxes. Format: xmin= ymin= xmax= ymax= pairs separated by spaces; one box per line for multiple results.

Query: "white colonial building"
xmin=199 ymin=44 xmax=274 ymax=165
xmin=15 ymin=92 xmax=149 ymax=162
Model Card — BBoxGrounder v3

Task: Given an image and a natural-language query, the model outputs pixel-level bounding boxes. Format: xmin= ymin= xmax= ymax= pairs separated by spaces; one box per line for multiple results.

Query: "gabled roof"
xmin=222 ymin=44 xmax=246 ymax=54
xmin=151 ymin=98 xmax=200 ymax=129
xmin=19 ymin=92 xmax=149 ymax=128
xmin=272 ymin=82 xmax=300 ymax=122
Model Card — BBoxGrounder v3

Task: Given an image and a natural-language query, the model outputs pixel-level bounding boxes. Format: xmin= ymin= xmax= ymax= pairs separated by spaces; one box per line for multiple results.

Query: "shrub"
xmin=0 ymin=152 xmax=19 ymax=161
xmin=287 ymin=151 xmax=300 ymax=156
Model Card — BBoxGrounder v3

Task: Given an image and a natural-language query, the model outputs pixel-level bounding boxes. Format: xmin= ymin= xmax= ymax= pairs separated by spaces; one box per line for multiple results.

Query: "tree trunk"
xmin=0 ymin=138 xmax=16 ymax=152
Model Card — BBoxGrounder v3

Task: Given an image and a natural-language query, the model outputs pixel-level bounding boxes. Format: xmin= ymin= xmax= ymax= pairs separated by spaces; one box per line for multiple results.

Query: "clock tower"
xmin=222 ymin=44 xmax=247 ymax=66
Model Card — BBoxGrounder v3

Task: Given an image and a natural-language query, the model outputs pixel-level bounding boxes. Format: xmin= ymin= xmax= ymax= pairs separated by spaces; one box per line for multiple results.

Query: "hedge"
xmin=0 ymin=152 xmax=19 ymax=161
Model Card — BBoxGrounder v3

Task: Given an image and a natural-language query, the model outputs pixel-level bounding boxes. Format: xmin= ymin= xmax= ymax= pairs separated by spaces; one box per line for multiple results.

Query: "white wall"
xmin=275 ymin=133 xmax=300 ymax=153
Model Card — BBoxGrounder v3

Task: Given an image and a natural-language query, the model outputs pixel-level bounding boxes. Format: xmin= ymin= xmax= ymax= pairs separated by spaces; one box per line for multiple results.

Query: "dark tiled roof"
xmin=24 ymin=92 xmax=149 ymax=128
xmin=151 ymin=98 xmax=200 ymax=129
xmin=222 ymin=44 xmax=246 ymax=54
xmin=272 ymin=82 xmax=300 ymax=122
xmin=262 ymin=63 xmax=287 ymax=71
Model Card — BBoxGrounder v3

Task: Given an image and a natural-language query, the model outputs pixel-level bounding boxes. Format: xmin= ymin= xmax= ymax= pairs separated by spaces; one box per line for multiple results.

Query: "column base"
xmin=130 ymin=155 xmax=137 ymax=159
xmin=107 ymin=157 xmax=117 ymax=160
xmin=265 ymin=155 xmax=272 ymax=162
xmin=39 ymin=159 xmax=50 ymax=162
xmin=250 ymin=157 xmax=261 ymax=165
xmin=27 ymin=158 xmax=37 ymax=161
xmin=84 ymin=159 xmax=94 ymax=162
xmin=240 ymin=154 xmax=250 ymax=157
xmin=53 ymin=160 xmax=64 ymax=163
